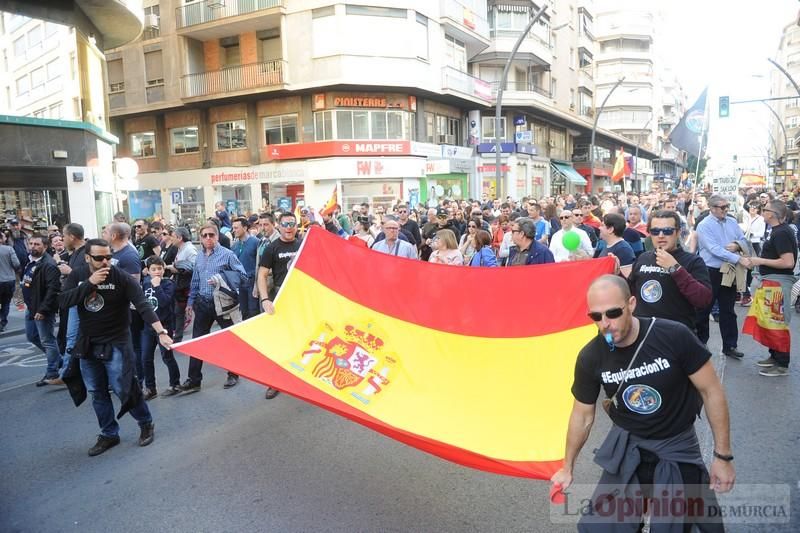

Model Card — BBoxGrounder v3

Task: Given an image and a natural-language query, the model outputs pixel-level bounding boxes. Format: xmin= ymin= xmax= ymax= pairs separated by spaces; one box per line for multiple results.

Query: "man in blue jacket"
xmin=506 ymin=217 xmax=555 ymax=266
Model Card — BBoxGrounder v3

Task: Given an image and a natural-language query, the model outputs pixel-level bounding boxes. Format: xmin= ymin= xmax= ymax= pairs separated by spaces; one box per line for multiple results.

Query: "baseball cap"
xmin=436 ymin=207 xmax=448 ymax=218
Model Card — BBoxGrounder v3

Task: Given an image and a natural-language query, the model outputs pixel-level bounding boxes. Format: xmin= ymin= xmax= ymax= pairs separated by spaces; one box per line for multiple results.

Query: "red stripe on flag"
xmin=176 ymin=330 xmax=563 ymax=479
xmin=294 ymin=227 xmax=615 ymax=338
xmin=742 ymin=316 xmax=791 ymax=353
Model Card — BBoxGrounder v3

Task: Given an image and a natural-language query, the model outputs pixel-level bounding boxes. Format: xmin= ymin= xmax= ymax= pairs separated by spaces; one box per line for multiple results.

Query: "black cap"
xmin=436 ymin=207 xmax=448 ymax=218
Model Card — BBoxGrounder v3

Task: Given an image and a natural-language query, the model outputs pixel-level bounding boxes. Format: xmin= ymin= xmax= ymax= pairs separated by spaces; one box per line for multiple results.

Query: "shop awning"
xmin=551 ymin=162 xmax=587 ymax=185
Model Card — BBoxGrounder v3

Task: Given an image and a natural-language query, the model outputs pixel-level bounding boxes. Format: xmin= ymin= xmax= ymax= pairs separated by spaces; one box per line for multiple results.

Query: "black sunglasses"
xmin=200 ymin=233 xmax=217 ymax=238
xmin=134 ymin=224 xmax=144 ymax=229
xmin=713 ymin=204 xmax=730 ymax=210
xmin=559 ymin=215 xmax=572 ymax=219
xmin=587 ymin=307 xmax=625 ymax=322
xmin=89 ymin=254 xmax=113 ymax=262
xmin=649 ymin=227 xmax=676 ymax=236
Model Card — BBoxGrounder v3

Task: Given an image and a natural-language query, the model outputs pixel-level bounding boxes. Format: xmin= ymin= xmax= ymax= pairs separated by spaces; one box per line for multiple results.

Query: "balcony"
xmin=578 ymin=68 xmax=593 ymax=90
xmin=439 ymin=0 xmax=490 ymax=57
xmin=441 ymin=66 xmax=493 ymax=105
xmin=489 ymin=80 xmax=553 ymax=107
xmin=473 ymin=29 xmax=552 ymax=67
xmin=176 ymin=0 xmax=285 ymax=39
xmin=181 ymin=60 xmax=286 ymax=100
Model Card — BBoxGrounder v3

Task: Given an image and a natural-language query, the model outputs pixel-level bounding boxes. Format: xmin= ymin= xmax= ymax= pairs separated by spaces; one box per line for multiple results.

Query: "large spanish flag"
xmin=743 ymin=279 xmax=791 ymax=352
xmin=176 ymin=228 xmax=614 ymax=479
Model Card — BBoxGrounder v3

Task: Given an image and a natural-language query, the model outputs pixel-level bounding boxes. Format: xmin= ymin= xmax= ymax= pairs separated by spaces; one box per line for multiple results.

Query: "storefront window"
xmin=131 ymin=131 xmax=155 ymax=158
xmin=171 ymin=187 xmax=205 ymax=240
xmin=171 ymin=126 xmax=199 ymax=154
xmin=263 ymin=114 xmax=298 ymax=145
xmin=128 ymin=190 xmax=163 ymax=220
xmin=217 ymin=185 xmax=252 ymax=216
xmin=95 ymin=191 xmax=114 ymax=233
xmin=341 ymin=181 xmax=401 ymax=213
xmin=1 ymin=189 xmax=68 ymax=230
xmin=215 ymin=120 xmax=246 ymax=150
xmin=550 ymin=128 xmax=567 ymax=160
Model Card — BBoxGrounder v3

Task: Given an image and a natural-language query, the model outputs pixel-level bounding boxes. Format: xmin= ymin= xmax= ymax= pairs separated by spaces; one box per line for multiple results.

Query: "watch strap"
xmin=713 ymin=450 xmax=734 ymax=462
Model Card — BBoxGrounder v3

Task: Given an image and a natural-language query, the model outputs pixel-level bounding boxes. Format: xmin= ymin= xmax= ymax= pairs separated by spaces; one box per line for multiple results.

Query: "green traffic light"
xmin=719 ymin=96 xmax=730 ymax=118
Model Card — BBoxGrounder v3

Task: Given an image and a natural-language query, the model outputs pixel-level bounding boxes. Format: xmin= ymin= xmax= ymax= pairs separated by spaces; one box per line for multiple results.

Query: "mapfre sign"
xmin=267 ymin=141 xmax=412 ymax=160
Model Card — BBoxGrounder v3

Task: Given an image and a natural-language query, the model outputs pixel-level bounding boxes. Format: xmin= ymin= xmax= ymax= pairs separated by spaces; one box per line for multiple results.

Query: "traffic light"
xmin=719 ymin=96 xmax=730 ymax=118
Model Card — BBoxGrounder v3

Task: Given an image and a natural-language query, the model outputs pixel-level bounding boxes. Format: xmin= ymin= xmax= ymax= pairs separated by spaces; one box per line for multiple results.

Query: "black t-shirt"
xmin=629 ymin=248 xmax=711 ymax=330
xmin=258 ymin=238 xmax=301 ymax=289
xmin=400 ymin=219 xmax=421 ymax=247
xmin=61 ymin=265 xmax=159 ymax=344
xmin=572 ymin=318 xmax=710 ymax=439
xmin=599 ymin=240 xmax=636 ymax=266
xmin=135 ymin=235 xmax=160 ymax=262
xmin=760 ymin=224 xmax=798 ymax=276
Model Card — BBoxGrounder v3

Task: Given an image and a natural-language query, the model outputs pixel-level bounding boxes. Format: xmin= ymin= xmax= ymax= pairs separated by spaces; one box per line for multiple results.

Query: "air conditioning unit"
xmin=438 ymin=134 xmax=455 ymax=145
xmin=207 ymin=0 xmax=225 ymax=7
xmin=144 ymin=13 xmax=159 ymax=30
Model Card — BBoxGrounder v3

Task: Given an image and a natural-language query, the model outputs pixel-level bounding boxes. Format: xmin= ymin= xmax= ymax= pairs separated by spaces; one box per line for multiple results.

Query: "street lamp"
xmin=495 ymin=4 xmax=548 ymax=196
xmin=589 ymin=76 xmax=625 ymax=188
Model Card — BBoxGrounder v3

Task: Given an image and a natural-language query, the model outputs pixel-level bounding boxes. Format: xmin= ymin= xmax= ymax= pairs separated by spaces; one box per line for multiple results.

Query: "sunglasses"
xmin=559 ymin=215 xmax=572 ymax=219
xmin=649 ymin=227 xmax=676 ymax=236
xmin=397 ymin=210 xmax=407 ymax=214
xmin=280 ymin=221 xmax=297 ymax=228
xmin=134 ymin=224 xmax=144 ymax=229
xmin=89 ymin=254 xmax=113 ymax=262
xmin=468 ymin=224 xmax=477 ymax=228
xmin=713 ymin=204 xmax=730 ymax=210
xmin=200 ymin=233 xmax=217 ymax=238
xmin=587 ymin=307 xmax=625 ymax=322
xmin=161 ymin=232 xmax=168 ymax=236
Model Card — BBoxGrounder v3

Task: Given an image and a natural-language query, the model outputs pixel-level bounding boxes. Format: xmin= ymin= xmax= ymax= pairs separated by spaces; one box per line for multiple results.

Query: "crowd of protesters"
xmin=1 ymin=182 xmax=798 ymax=455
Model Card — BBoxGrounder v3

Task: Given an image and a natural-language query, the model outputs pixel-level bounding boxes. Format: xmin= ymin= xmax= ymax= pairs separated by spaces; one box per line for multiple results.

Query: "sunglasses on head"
xmin=587 ymin=307 xmax=625 ymax=322
xmin=280 ymin=221 xmax=297 ymax=228
xmin=89 ymin=254 xmax=113 ymax=262
xmin=200 ymin=232 xmax=217 ymax=239
xmin=649 ymin=227 xmax=676 ymax=236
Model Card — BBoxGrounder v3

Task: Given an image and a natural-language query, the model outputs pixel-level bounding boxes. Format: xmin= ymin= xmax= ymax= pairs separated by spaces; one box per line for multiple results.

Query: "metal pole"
xmin=768 ymin=58 xmax=800 ymax=97
xmin=590 ymin=76 xmax=625 ymax=190
xmin=632 ymin=115 xmax=652 ymax=194
xmin=496 ymin=4 xmax=548 ymax=197
xmin=761 ymin=101 xmax=789 ymax=166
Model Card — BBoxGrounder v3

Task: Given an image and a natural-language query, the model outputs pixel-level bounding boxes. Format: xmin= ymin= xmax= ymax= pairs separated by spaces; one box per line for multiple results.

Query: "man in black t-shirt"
xmin=550 ymin=275 xmax=734 ymax=531
xmin=597 ymin=213 xmax=636 ymax=277
xmin=256 ymin=211 xmax=301 ymax=400
xmin=744 ymin=200 xmax=798 ymax=377
xmin=60 ymin=239 xmax=173 ymax=456
xmin=629 ymin=210 xmax=712 ymax=332
xmin=132 ymin=219 xmax=161 ymax=267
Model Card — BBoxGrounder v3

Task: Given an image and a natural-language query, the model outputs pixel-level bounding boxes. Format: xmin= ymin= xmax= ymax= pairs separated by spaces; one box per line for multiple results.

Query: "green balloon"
xmin=562 ymin=230 xmax=581 ymax=251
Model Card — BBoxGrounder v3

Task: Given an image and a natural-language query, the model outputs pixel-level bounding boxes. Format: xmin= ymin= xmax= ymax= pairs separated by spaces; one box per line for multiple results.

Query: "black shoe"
xmin=264 ymin=387 xmax=280 ymax=400
xmin=0 ymin=322 xmax=6 ymax=333
xmin=161 ymin=385 xmax=181 ymax=397
xmin=88 ymin=435 xmax=120 ymax=456
xmin=177 ymin=379 xmax=201 ymax=394
xmin=142 ymin=388 xmax=158 ymax=401
xmin=138 ymin=423 xmax=155 ymax=447
xmin=723 ymin=348 xmax=744 ymax=360
xmin=35 ymin=375 xmax=56 ymax=387
xmin=223 ymin=375 xmax=239 ymax=389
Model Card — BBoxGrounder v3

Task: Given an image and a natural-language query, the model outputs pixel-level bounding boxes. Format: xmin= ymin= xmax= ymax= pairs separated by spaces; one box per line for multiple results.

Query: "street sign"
xmin=515 ymin=131 xmax=533 ymax=143
xmin=170 ymin=191 xmax=183 ymax=205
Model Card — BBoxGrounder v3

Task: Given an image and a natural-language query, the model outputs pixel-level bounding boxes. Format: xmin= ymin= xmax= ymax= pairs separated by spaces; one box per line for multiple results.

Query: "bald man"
xmin=551 ymin=275 xmax=732 ymax=531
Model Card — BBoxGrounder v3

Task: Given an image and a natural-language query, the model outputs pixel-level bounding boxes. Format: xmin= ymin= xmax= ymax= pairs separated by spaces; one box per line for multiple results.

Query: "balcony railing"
xmin=176 ymin=0 xmax=284 ymax=29
xmin=441 ymin=66 xmax=492 ymax=101
xmin=490 ymin=28 xmax=551 ymax=48
xmin=490 ymin=81 xmax=552 ymax=98
xmin=440 ymin=0 xmax=490 ymax=37
xmin=181 ymin=60 xmax=285 ymax=98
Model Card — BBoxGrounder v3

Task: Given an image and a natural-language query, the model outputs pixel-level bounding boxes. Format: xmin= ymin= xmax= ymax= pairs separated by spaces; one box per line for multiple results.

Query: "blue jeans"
xmin=140 ymin=327 xmax=181 ymax=388
xmin=238 ymin=276 xmax=259 ymax=320
xmin=59 ymin=306 xmax=80 ymax=378
xmin=80 ymin=345 xmax=152 ymax=438
xmin=25 ymin=311 xmax=61 ymax=378
xmin=130 ymin=310 xmax=144 ymax=382
xmin=0 ymin=280 xmax=14 ymax=325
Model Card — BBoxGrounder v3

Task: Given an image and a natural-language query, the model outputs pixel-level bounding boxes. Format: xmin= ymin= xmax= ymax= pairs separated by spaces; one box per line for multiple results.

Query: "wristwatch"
xmin=713 ymin=450 xmax=734 ymax=462
xmin=158 ymin=330 xmax=169 ymax=336
xmin=667 ymin=264 xmax=682 ymax=274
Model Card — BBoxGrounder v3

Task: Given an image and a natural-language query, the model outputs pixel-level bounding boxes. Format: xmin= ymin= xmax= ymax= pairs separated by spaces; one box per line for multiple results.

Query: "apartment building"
xmin=106 ymin=0 xmax=656 ymax=228
xmin=592 ymin=0 xmax=685 ymax=191
xmin=771 ymin=20 xmax=800 ymax=191
xmin=0 ymin=3 xmax=144 ymax=237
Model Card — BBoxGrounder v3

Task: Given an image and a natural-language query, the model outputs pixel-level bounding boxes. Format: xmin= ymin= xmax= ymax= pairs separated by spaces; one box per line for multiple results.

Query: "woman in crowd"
xmin=350 ymin=216 xmax=374 ymax=248
xmin=491 ymin=214 xmax=510 ymax=254
xmin=458 ymin=219 xmax=479 ymax=265
xmin=469 ymin=230 xmax=497 ymax=267
xmin=428 ymin=229 xmax=464 ymax=265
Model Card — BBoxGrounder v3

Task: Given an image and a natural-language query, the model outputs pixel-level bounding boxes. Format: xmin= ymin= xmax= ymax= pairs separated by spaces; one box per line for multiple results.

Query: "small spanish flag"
xmin=611 ymin=147 xmax=630 ymax=183
xmin=743 ymin=279 xmax=791 ymax=352
xmin=175 ymin=228 xmax=615 ymax=479
xmin=320 ymin=186 xmax=338 ymax=216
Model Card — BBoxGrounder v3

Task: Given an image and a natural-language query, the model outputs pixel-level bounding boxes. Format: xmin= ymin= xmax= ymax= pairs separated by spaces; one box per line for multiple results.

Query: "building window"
xmin=312 ymin=6 xmax=336 ymax=57
xmin=49 ymin=102 xmax=62 ymax=119
xmin=131 ymin=132 xmax=156 ymax=158
xmin=481 ymin=116 xmax=506 ymax=141
xmin=415 ymin=12 xmax=428 ymax=60
xmin=579 ymin=91 xmax=593 ymax=116
xmin=257 ymin=28 xmax=281 ymax=61
xmin=46 ymin=58 xmax=61 ymax=81
xmin=579 ymin=48 xmax=592 ymax=69
xmin=31 ymin=67 xmax=45 ymax=90
xmin=16 ymin=75 xmax=29 ymax=97
xmin=215 ymin=120 xmax=247 ymax=150
xmin=220 ymin=36 xmax=240 ymax=67
xmin=425 ymin=112 xmax=435 ymax=143
xmin=32 ymin=108 xmax=46 ymax=118
xmin=171 ymin=126 xmax=199 ymax=154
xmin=144 ymin=50 xmax=164 ymax=86
xmin=444 ymin=34 xmax=467 ymax=71
xmin=142 ymin=4 xmax=160 ymax=40
xmin=315 ymin=109 xmax=411 ymax=141
xmin=263 ymin=114 xmax=298 ymax=145
xmin=27 ymin=25 xmax=42 ymax=50
xmin=788 ymin=116 xmax=799 ymax=129
xmin=108 ymin=59 xmax=124 ymax=92
xmin=13 ymin=35 xmax=25 ymax=58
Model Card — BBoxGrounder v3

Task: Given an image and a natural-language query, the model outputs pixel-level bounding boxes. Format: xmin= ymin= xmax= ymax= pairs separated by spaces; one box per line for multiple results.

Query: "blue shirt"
xmin=188 ymin=244 xmax=246 ymax=306
xmin=533 ymin=218 xmax=549 ymax=241
xmin=697 ymin=214 xmax=747 ymax=269
xmin=599 ymin=239 xmax=636 ymax=266
xmin=232 ymin=235 xmax=259 ymax=277
xmin=112 ymin=244 xmax=142 ymax=278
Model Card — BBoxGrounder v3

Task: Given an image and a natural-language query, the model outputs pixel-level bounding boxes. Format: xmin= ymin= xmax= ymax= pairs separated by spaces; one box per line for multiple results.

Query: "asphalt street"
xmin=0 ymin=306 xmax=797 ymax=533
